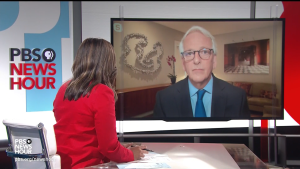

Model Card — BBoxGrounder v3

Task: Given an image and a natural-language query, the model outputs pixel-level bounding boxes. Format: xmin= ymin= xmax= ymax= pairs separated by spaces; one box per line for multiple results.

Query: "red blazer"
xmin=53 ymin=81 xmax=134 ymax=169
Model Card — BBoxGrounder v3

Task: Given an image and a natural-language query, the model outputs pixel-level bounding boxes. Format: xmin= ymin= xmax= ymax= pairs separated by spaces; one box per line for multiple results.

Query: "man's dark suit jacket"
xmin=153 ymin=75 xmax=250 ymax=118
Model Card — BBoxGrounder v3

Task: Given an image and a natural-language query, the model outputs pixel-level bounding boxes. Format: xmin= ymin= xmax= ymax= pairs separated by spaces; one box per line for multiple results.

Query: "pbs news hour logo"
xmin=14 ymin=139 xmax=33 ymax=154
xmin=9 ymin=48 xmax=57 ymax=90
xmin=14 ymin=138 xmax=52 ymax=162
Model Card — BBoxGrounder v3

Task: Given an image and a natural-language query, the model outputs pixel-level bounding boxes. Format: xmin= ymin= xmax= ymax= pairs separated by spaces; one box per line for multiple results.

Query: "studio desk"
xmin=82 ymin=143 xmax=283 ymax=169
xmin=115 ymin=83 xmax=170 ymax=119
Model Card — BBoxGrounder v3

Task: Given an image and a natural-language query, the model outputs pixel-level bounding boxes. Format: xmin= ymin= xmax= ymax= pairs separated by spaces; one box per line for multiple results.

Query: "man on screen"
xmin=153 ymin=26 xmax=250 ymax=118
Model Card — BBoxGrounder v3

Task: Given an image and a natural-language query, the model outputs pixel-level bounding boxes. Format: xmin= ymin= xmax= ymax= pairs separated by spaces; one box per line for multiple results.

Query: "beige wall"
xmin=213 ymin=23 xmax=283 ymax=99
xmin=113 ymin=21 xmax=184 ymax=89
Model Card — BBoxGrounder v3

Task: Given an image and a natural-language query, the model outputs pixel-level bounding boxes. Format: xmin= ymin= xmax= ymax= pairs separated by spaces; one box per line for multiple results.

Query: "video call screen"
xmin=111 ymin=18 xmax=284 ymax=121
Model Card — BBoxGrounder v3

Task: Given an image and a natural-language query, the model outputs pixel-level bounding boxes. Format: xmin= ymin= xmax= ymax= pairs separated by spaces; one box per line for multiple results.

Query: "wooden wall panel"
xmin=115 ymin=84 xmax=170 ymax=119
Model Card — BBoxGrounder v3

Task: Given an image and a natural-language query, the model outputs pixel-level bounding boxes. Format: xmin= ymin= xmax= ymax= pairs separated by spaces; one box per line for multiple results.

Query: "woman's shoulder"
xmin=63 ymin=80 xmax=71 ymax=87
xmin=92 ymin=83 xmax=113 ymax=91
xmin=56 ymin=80 xmax=71 ymax=92
xmin=91 ymin=83 xmax=114 ymax=96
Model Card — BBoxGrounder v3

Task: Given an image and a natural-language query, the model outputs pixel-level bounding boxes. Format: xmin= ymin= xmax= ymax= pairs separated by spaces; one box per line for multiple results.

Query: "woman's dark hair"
xmin=64 ymin=38 xmax=117 ymax=101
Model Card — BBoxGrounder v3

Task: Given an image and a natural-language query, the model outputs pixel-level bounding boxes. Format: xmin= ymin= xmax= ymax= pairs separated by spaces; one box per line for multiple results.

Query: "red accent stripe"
xmin=260 ymin=120 xmax=268 ymax=162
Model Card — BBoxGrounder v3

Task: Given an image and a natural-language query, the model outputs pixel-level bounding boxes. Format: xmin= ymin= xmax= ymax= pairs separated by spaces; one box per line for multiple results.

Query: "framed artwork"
xmin=224 ymin=39 xmax=270 ymax=74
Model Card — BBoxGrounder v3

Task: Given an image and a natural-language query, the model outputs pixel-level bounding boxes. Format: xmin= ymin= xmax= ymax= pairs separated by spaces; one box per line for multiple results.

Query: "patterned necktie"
xmin=195 ymin=89 xmax=206 ymax=117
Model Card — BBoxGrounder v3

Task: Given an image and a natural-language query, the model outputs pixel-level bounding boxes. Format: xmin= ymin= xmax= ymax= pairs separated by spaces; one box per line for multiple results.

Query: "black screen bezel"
xmin=111 ymin=18 xmax=285 ymax=121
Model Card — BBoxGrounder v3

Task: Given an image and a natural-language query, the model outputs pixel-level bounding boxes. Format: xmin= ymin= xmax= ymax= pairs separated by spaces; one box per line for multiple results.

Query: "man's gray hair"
xmin=179 ymin=26 xmax=217 ymax=55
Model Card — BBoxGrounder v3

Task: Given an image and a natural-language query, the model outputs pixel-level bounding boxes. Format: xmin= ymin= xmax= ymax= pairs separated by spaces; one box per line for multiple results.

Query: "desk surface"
xmin=143 ymin=143 xmax=240 ymax=169
xmin=82 ymin=143 xmax=273 ymax=169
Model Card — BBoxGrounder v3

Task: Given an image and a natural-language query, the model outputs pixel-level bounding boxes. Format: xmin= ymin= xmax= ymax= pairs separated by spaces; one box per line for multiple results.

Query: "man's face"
xmin=182 ymin=31 xmax=217 ymax=85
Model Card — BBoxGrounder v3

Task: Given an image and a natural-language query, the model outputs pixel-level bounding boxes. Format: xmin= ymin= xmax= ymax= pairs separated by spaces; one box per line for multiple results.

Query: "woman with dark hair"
xmin=53 ymin=38 xmax=147 ymax=169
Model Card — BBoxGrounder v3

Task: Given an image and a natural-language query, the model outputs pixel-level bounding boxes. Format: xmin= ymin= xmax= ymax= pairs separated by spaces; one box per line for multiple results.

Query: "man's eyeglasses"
xmin=181 ymin=48 xmax=214 ymax=61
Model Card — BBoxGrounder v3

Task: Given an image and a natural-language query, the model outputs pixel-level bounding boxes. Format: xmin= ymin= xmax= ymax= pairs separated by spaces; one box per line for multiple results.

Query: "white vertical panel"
xmin=61 ymin=1 xmax=74 ymax=83
xmin=255 ymin=1 xmax=284 ymax=18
